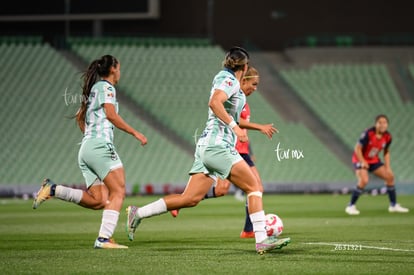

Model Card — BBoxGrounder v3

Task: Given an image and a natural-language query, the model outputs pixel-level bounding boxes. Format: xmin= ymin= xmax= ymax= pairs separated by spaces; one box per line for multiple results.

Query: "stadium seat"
xmin=0 ymin=42 xmax=193 ymax=187
xmin=279 ymin=63 xmax=413 ymax=182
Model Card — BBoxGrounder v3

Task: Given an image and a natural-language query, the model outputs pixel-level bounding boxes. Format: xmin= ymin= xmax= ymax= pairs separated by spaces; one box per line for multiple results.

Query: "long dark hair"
xmin=76 ymin=55 xmax=118 ymax=131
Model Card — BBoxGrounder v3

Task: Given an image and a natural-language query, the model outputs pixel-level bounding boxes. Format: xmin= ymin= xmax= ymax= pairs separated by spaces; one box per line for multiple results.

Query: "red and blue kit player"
xmin=235 ymin=103 xmax=252 ymax=156
xmin=345 ymin=114 xmax=409 ymax=215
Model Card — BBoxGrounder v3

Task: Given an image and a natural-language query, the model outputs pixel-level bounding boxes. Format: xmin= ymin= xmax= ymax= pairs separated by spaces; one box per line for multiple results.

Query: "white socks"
xmin=250 ymin=210 xmax=267 ymax=243
xmin=55 ymin=185 xmax=83 ymax=204
xmin=99 ymin=210 xmax=119 ymax=239
xmin=137 ymin=199 xmax=167 ymax=218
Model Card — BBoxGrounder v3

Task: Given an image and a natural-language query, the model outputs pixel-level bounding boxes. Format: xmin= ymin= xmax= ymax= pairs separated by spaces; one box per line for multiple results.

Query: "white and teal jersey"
xmin=198 ymin=69 xmax=246 ymax=147
xmin=83 ymin=80 xmax=119 ymax=143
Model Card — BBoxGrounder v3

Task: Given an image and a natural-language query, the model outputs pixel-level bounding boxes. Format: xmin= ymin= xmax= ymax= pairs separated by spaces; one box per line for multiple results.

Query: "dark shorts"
xmin=240 ymin=153 xmax=255 ymax=167
xmin=353 ymin=161 xmax=384 ymax=173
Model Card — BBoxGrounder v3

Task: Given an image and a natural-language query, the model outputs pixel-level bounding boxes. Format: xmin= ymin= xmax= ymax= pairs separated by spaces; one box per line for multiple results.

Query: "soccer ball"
xmin=265 ymin=213 xmax=283 ymax=237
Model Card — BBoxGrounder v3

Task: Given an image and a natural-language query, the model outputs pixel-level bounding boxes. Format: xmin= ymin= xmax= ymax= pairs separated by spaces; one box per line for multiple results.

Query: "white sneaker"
xmin=388 ymin=204 xmax=409 ymax=213
xmin=345 ymin=205 xmax=360 ymax=215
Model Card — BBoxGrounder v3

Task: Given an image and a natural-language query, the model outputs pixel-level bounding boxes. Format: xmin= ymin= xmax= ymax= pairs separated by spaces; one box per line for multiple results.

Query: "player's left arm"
xmin=383 ymin=134 xmax=392 ymax=172
xmin=239 ymin=118 xmax=278 ymax=139
xmin=383 ymin=147 xmax=391 ymax=169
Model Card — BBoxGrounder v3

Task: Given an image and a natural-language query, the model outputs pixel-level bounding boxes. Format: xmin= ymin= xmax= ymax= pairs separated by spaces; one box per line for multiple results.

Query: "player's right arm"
xmin=209 ymin=89 xmax=247 ymax=143
xmin=354 ymin=143 xmax=369 ymax=169
xmin=354 ymin=129 xmax=370 ymax=168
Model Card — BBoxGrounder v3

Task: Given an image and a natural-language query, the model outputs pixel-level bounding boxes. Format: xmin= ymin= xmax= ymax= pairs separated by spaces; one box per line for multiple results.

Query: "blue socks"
xmin=243 ymin=201 xmax=253 ymax=232
xmin=349 ymin=186 xmax=397 ymax=206
xmin=349 ymin=187 xmax=363 ymax=205
xmin=386 ymin=186 xmax=396 ymax=206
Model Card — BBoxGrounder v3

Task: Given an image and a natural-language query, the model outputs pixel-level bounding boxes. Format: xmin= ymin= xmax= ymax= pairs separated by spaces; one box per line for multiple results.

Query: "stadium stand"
xmin=68 ymin=41 xmax=224 ymax=145
xmin=409 ymin=64 xmax=414 ymax=79
xmin=6 ymin=38 xmax=412 ymax=196
xmin=0 ymin=41 xmax=193 ymax=195
xmin=279 ymin=62 xmax=414 ymax=183
xmin=0 ymin=36 xmax=43 ymax=46
xmin=67 ymin=38 xmax=355 ymax=187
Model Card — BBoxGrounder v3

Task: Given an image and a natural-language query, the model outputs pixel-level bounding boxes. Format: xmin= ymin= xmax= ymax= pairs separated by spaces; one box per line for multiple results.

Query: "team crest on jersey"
xmin=104 ymin=85 xmax=114 ymax=98
xmin=225 ymin=80 xmax=233 ymax=87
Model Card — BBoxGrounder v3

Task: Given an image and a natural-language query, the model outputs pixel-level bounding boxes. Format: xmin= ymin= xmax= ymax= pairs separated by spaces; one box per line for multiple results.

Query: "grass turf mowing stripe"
xmin=1 ymin=194 xmax=413 ymax=274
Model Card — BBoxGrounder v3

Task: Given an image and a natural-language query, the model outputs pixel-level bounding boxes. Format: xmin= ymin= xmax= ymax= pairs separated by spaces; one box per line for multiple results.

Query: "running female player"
xmin=345 ymin=114 xmax=409 ymax=215
xmin=180 ymin=66 xmax=277 ymax=239
xmin=33 ymin=55 xmax=147 ymax=248
xmin=126 ymin=47 xmax=290 ymax=254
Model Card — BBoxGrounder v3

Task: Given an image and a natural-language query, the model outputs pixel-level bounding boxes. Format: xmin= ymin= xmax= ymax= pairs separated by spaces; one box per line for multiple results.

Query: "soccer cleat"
xmin=94 ymin=237 xmax=128 ymax=249
xmin=126 ymin=205 xmax=141 ymax=241
xmin=345 ymin=205 xmax=360 ymax=215
xmin=388 ymin=204 xmax=409 ymax=213
xmin=32 ymin=178 xmax=56 ymax=209
xmin=170 ymin=209 xmax=179 ymax=218
xmin=256 ymin=236 xmax=291 ymax=255
xmin=240 ymin=231 xmax=255 ymax=238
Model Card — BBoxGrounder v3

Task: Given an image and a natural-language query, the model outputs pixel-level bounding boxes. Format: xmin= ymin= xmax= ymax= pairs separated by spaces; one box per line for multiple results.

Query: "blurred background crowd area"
xmin=1 ymin=0 xmax=413 ymax=197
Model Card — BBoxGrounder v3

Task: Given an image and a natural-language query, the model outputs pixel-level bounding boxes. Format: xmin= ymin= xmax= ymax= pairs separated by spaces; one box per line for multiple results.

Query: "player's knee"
xmin=88 ymin=195 xmax=109 ymax=210
xmin=91 ymin=199 xmax=107 ymax=210
xmin=215 ymin=179 xmax=230 ymax=197
xmin=183 ymin=195 xmax=203 ymax=207
xmin=186 ymin=198 xmax=200 ymax=207
xmin=214 ymin=188 xmax=228 ymax=197
xmin=385 ymin=173 xmax=394 ymax=184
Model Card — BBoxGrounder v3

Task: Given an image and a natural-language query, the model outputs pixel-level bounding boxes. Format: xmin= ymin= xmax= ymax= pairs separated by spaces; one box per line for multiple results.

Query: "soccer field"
xmin=1 ymin=194 xmax=413 ymax=274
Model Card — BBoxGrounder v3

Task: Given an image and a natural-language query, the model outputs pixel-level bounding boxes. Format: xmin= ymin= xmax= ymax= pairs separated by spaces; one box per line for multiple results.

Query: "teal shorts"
xmin=78 ymin=138 xmax=123 ymax=188
xmin=189 ymin=144 xmax=243 ymax=179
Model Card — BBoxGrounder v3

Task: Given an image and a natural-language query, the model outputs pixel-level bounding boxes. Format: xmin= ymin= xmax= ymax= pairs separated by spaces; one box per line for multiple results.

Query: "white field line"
xmin=304 ymin=242 xmax=414 ymax=252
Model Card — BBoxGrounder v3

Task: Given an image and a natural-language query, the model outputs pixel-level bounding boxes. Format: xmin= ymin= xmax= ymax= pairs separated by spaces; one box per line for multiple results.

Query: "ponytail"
xmin=75 ymin=55 xmax=119 ymax=132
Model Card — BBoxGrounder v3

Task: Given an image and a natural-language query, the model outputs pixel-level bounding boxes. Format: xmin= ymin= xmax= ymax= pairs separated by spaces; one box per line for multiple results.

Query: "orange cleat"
xmin=240 ymin=231 xmax=255 ymax=238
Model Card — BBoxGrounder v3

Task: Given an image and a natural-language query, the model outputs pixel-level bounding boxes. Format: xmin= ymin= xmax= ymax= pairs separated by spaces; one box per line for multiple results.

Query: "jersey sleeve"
xmin=385 ymin=133 xmax=392 ymax=150
xmin=98 ymin=83 xmax=117 ymax=106
xmin=240 ymin=105 xmax=247 ymax=120
xmin=213 ymin=75 xmax=238 ymax=99
xmin=357 ymin=129 xmax=369 ymax=147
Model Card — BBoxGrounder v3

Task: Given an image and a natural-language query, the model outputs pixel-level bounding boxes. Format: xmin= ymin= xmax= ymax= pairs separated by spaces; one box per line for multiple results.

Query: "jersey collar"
xmin=223 ymin=68 xmax=236 ymax=77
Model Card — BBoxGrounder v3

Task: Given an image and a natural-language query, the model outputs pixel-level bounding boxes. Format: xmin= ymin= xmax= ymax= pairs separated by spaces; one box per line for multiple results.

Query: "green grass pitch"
xmin=1 ymin=194 xmax=413 ymax=274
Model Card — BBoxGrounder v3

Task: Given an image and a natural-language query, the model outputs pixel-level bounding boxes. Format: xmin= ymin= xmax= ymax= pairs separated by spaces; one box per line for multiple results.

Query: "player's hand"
xmin=134 ymin=132 xmax=148 ymax=146
xmin=260 ymin=123 xmax=278 ymax=139
xmin=233 ymin=126 xmax=248 ymax=143
xmin=360 ymin=161 xmax=369 ymax=169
